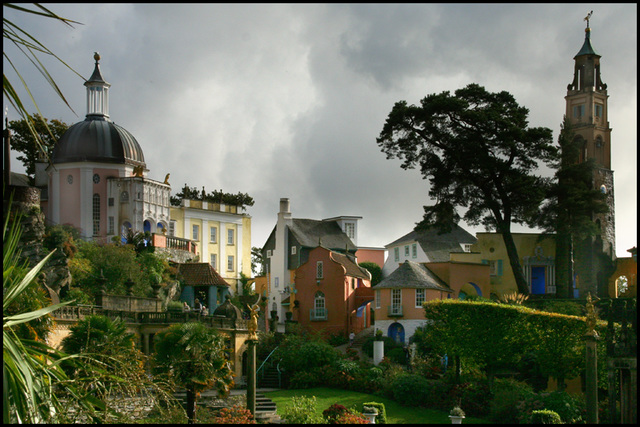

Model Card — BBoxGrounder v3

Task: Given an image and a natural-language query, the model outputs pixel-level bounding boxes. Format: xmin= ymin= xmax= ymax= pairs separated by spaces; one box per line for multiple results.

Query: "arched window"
xmin=312 ymin=291 xmax=326 ymax=320
xmin=92 ymin=194 xmax=100 ymax=236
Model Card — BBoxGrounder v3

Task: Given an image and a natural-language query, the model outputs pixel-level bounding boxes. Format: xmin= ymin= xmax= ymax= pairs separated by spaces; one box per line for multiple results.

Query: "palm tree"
xmin=153 ymin=322 xmax=234 ymax=424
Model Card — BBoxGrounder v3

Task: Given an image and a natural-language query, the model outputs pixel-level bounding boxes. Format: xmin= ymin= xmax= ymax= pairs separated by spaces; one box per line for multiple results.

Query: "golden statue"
xmin=132 ymin=165 xmax=144 ymax=177
xmin=247 ymin=303 xmax=260 ymax=340
xmin=585 ymin=292 xmax=599 ymax=337
xmin=164 ymin=173 xmax=170 ymax=185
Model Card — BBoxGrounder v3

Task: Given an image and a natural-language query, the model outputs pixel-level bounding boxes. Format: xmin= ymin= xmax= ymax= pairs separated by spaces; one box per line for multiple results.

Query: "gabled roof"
xmin=386 ymin=223 xmax=477 ymax=262
xmin=373 ymin=260 xmax=452 ymax=292
xmin=289 ymin=218 xmax=356 ymax=251
xmin=330 ymin=251 xmax=371 ymax=280
xmin=177 ymin=263 xmax=229 ymax=287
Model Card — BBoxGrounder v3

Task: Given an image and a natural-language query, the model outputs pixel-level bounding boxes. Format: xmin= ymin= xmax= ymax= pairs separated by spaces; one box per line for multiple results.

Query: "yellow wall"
xmin=452 ymin=233 xmax=556 ymax=298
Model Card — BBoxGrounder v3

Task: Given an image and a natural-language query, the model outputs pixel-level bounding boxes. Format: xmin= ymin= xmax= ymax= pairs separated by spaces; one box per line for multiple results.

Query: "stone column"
xmin=246 ymin=339 xmax=257 ymax=416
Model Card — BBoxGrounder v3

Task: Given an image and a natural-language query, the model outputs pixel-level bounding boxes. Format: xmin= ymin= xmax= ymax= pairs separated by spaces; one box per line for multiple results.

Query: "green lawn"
xmin=264 ymin=387 xmax=492 ymax=424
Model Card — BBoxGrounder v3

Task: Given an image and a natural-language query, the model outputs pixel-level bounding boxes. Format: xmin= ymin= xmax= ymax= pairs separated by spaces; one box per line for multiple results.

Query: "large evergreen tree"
xmin=377 ymin=84 xmax=556 ymax=294
xmin=537 ymin=117 xmax=608 ymax=298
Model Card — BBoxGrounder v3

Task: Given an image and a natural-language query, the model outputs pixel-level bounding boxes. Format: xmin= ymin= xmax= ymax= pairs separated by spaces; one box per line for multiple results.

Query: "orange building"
xmin=293 ymin=246 xmax=373 ymax=337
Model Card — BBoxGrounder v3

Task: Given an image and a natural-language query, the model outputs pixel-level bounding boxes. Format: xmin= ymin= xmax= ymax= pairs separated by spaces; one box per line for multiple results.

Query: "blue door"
xmin=531 ymin=266 xmax=546 ymax=294
xmin=388 ymin=322 xmax=405 ymax=345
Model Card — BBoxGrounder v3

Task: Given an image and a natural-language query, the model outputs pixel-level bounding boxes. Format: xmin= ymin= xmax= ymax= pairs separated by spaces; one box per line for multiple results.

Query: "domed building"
xmin=42 ymin=53 xmax=171 ymax=242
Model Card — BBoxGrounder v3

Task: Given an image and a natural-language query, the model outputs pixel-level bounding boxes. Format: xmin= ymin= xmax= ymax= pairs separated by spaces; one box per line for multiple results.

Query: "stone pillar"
xmin=246 ymin=339 xmax=257 ymax=416
xmin=143 ymin=332 xmax=150 ymax=355
xmin=373 ymin=340 xmax=384 ymax=366
xmin=584 ymin=333 xmax=599 ymax=424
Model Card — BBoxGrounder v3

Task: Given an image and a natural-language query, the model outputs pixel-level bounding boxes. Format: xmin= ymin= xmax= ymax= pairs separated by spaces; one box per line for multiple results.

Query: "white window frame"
xmin=394 ymin=247 xmax=399 ymax=262
xmin=192 ymin=224 xmax=199 ymax=241
xmin=412 ymin=243 xmax=417 ymax=258
xmin=210 ymin=253 xmax=217 ymax=269
xmin=227 ymin=255 xmax=234 ymax=271
xmin=210 ymin=227 xmax=217 ymax=243
xmin=291 ymin=246 xmax=297 ymax=255
xmin=415 ymin=288 xmax=425 ymax=308
xmin=392 ymin=288 xmax=402 ymax=309
xmin=169 ymin=220 xmax=175 ymax=236
xmin=404 ymin=245 xmax=410 ymax=257
xmin=227 ymin=228 xmax=234 ymax=245
xmin=375 ymin=290 xmax=381 ymax=309
xmin=108 ymin=216 xmax=114 ymax=235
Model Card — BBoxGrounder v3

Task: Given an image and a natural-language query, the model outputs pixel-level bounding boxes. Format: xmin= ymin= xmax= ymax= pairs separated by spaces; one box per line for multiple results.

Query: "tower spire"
xmin=84 ymin=52 xmax=111 ymax=120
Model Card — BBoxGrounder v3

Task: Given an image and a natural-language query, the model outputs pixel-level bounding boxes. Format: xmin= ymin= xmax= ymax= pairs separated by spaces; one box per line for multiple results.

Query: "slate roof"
xmin=329 ymin=251 xmax=371 ymax=280
xmin=289 ymin=218 xmax=357 ymax=251
xmin=373 ymin=260 xmax=452 ymax=292
xmin=177 ymin=263 xmax=229 ymax=287
xmin=387 ymin=223 xmax=477 ymax=262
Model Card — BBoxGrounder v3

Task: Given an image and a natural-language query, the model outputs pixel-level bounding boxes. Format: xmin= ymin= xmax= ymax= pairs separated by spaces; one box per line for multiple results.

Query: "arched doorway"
xmin=388 ymin=322 xmax=405 ymax=345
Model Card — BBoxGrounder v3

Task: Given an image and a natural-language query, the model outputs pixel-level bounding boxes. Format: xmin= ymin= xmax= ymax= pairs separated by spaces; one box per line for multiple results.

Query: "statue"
xmin=584 ymin=10 xmax=593 ymax=28
xmin=247 ymin=303 xmax=260 ymax=340
xmin=164 ymin=173 xmax=170 ymax=185
xmin=132 ymin=165 xmax=144 ymax=177
xmin=585 ymin=292 xmax=599 ymax=337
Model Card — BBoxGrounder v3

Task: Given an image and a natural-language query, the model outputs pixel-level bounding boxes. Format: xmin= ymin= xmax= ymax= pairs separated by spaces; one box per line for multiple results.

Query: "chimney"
xmin=279 ymin=198 xmax=291 ymax=219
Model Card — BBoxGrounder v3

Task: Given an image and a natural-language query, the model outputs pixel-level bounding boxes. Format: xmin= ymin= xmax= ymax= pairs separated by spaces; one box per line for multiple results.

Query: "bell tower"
xmin=565 ymin=12 xmax=616 ymax=297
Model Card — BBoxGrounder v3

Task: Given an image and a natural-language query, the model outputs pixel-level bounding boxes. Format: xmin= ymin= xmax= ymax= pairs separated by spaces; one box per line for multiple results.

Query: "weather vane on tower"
xmin=584 ymin=10 xmax=593 ymax=29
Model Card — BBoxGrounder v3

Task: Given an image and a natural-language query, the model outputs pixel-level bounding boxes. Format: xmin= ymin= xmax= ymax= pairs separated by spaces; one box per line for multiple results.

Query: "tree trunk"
xmin=500 ymin=228 xmax=530 ymax=295
xmin=186 ymin=389 xmax=197 ymax=424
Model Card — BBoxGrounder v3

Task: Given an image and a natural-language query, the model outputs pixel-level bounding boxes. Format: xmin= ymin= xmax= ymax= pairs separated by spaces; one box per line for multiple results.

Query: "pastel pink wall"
xmin=356 ymin=248 xmax=385 ymax=268
xmin=294 ymin=247 xmax=371 ymax=337
xmin=58 ymin=168 xmax=81 ymax=229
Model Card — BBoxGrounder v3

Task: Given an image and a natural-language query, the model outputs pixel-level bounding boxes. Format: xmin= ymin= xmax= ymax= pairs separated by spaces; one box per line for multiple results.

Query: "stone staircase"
xmin=353 ymin=326 xmax=374 ymax=347
xmin=257 ymin=360 xmax=281 ymax=389
xmin=173 ymin=388 xmax=280 ymax=422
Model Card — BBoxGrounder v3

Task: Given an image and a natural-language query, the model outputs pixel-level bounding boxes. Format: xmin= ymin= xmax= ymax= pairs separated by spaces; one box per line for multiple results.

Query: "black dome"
xmin=53 ymin=117 xmax=145 ymax=166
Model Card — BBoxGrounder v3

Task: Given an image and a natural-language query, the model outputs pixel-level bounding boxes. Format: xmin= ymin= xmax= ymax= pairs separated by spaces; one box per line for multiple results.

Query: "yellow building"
xmin=170 ymin=198 xmax=252 ymax=295
xmin=452 ymin=232 xmax=557 ymax=299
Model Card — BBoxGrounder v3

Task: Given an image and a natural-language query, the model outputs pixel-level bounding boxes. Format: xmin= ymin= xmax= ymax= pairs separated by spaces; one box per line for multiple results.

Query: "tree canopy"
xmin=377 ymin=83 xmax=556 ymax=294
xmin=170 ymin=184 xmax=254 ymax=210
xmin=8 ymin=114 xmax=69 ymax=184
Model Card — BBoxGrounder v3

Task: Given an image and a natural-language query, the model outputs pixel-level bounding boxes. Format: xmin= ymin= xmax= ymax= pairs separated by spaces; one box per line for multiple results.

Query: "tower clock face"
xmin=93 ymin=173 xmax=100 ymax=184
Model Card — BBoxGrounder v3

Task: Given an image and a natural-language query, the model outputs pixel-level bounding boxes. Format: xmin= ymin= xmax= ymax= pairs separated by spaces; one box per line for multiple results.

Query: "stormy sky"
xmin=4 ymin=3 xmax=637 ymax=258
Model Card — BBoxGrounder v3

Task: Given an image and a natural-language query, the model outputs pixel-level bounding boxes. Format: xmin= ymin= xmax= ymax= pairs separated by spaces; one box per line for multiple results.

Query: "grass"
xmin=264 ymin=387 xmax=492 ymax=424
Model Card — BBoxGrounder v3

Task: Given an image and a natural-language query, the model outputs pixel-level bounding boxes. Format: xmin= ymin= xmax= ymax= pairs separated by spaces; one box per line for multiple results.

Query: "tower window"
xmin=573 ymin=105 xmax=585 ymax=118
xmin=595 ymin=104 xmax=603 ymax=118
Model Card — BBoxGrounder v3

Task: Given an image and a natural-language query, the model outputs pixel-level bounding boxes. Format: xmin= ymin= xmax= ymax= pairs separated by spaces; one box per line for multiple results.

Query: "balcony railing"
xmin=387 ymin=304 xmax=403 ymax=317
xmin=310 ymin=308 xmax=328 ymax=321
xmin=152 ymin=234 xmax=197 ymax=254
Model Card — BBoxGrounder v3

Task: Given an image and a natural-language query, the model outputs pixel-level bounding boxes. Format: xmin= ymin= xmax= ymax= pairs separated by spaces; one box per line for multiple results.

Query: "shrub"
xmin=166 ymin=300 xmax=183 ymax=312
xmin=489 ymin=378 xmax=536 ymax=423
xmin=517 ymin=391 xmax=583 ymax=424
xmin=362 ymin=402 xmax=387 ymax=424
xmin=280 ymin=396 xmax=324 ymax=424
xmin=455 ymin=381 xmax=492 ymax=418
xmin=290 ymin=369 xmax=322 ymax=389
xmin=386 ymin=347 xmax=408 ymax=365
xmin=392 ymin=374 xmax=430 ymax=407
xmin=411 ymin=355 xmax=444 ymax=379
xmin=211 ymin=405 xmax=256 ymax=424
xmin=328 ymin=332 xmax=349 ymax=346
xmin=323 ymin=403 xmax=349 ymax=424
xmin=277 ymin=335 xmax=340 ymax=374
xmin=529 ymin=409 xmax=562 ymax=424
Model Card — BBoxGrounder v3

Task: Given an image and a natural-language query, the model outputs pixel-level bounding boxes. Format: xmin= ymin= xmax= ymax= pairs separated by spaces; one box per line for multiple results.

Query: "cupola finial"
xmin=94 ymin=51 xmax=100 ymax=62
xmin=584 ymin=10 xmax=593 ymax=32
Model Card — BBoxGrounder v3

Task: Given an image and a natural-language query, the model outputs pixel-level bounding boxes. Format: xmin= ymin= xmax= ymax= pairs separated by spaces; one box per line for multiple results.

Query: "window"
xmin=275 ymin=277 xmax=279 ymax=288
xmin=489 ymin=260 xmax=503 ymax=276
xmin=169 ymin=220 xmax=175 ymax=236
xmin=210 ymin=254 xmax=217 ymax=269
xmin=351 ymin=278 xmax=355 ymax=290
xmin=344 ymin=222 xmax=355 ymax=239
xmin=463 ymin=244 xmax=472 ymax=253
xmin=412 ymin=243 xmax=417 ymax=258
xmin=227 ymin=255 xmax=234 ymax=271
xmin=267 ymin=249 xmax=272 ymax=257
xmin=375 ymin=290 xmax=381 ymax=309
xmin=92 ymin=194 xmax=100 ymax=236
xmin=316 ymin=261 xmax=324 ymax=279
xmin=227 ymin=229 xmax=234 ymax=245
xmin=312 ymin=291 xmax=326 ymax=320
xmin=404 ymin=245 xmax=410 ymax=257
xmin=595 ymin=103 xmax=603 ymax=118
xmin=192 ymin=224 xmax=199 ymax=240
xmin=416 ymin=288 xmax=425 ymax=307
xmin=120 ymin=191 xmax=129 ymax=202
xmin=291 ymin=246 xmax=296 ymax=255
xmin=108 ymin=216 xmax=114 ymax=234
xmin=394 ymin=247 xmax=399 ymax=262
xmin=573 ymin=104 xmax=585 ymax=118
xmin=210 ymin=227 xmax=217 ymax=243
xmin=108 ymin=197 xmax=114 ymax=207
xmin=390 ymin=289 xmax=402 ymax=316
